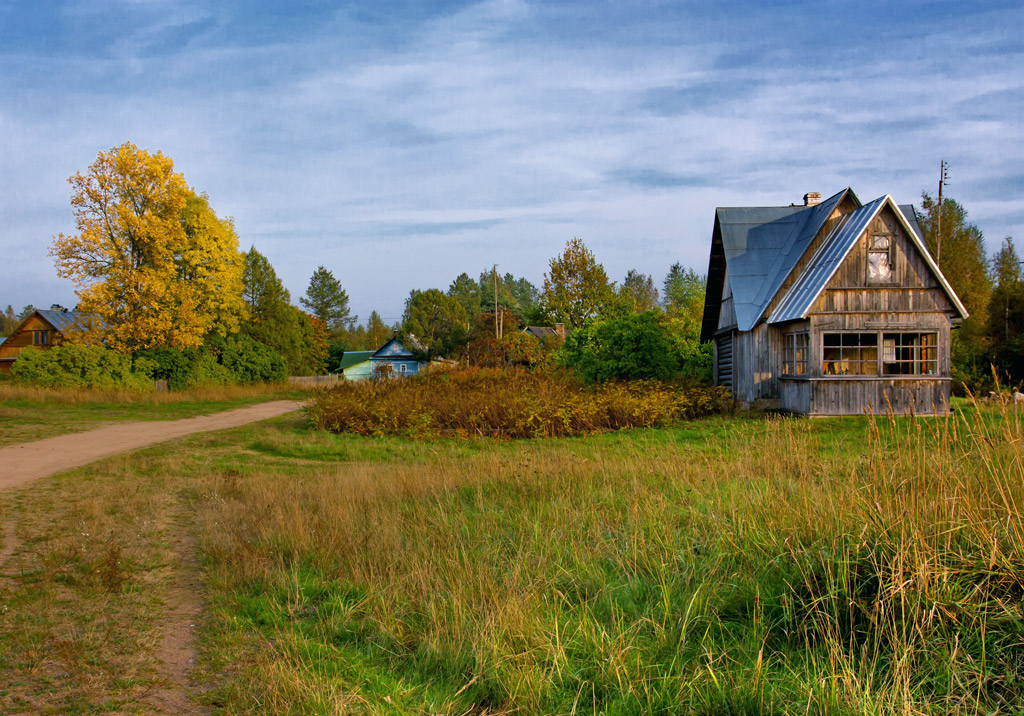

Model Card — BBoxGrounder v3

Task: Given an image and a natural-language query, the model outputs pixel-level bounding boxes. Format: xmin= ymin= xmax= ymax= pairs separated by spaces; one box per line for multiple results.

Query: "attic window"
xmin=33 ymin=330 xmax=51 ymax=346
xmin=868 ymin=235 xmax=893 ymax=283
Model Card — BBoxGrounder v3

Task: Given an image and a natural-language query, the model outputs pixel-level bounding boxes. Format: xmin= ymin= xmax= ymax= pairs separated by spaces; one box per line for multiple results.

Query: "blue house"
xmin=337 ymin=350 xmax=374 ymax=381
xmin=368 ymin=336 xmax=427 ymax=378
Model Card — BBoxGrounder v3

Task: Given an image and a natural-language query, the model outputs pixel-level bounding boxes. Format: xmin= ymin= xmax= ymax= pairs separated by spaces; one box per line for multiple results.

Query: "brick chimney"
xmin=554 ymin=322 xmax=566 ymax=339
xmin=803 ymin=192 xmax=821 ymax=206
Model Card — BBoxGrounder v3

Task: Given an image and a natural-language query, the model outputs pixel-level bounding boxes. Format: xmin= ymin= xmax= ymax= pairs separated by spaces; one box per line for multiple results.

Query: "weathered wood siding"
xmin=732 ymin=323 xmax=782 ymax=402
xmin=779 ymin=378 xmax=811 ymax=413
xmin=809 ymin=379 xmax=950 ymax=416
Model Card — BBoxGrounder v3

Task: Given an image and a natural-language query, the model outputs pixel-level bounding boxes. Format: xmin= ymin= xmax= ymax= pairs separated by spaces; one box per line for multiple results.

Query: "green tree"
xmin=619 ymin=269 xmax=659 ymax=313
xmin=918 ymin=193 xmax=993 ymax=393
xmin=662 ymin=263 xmax=705 ymax=316
xmin=986 ymin=237 xmax=1024 ymax=385
xmin=402 ymin=288 xmax=468 ymax=355
xmin=559 ymin=311 xmax=678 ymax=382
xmin=18 ymin=305 xmax=36 ymax=321
xmin=541 ymin=238 xmax=615 ymax=329
xmin=241 ymin=247 xmax=326 ymax=374
xmin=300 ymin=266 xmax=353 ymax=334
xmin=366 ymin=311 xmax=391 ymax=350
xmin=447 ymin=273 xmax=481 ymax=326
xmin=1 ymin=305 xmax=16 ymax=335
xmin=918 ymin=193 xmax=992 ymax=323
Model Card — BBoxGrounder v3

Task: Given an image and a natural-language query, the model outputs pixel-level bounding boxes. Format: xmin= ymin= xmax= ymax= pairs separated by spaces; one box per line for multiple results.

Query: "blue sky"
xmin=2 ymin=0 xmax=1022 ymax=324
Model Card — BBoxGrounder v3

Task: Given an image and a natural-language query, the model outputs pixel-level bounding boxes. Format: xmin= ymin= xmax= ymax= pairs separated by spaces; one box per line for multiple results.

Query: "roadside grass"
xmin=1 ymin=402 xmax=1021 ymax=714
xmin=0 ymin=383 xmax=307 ymax=446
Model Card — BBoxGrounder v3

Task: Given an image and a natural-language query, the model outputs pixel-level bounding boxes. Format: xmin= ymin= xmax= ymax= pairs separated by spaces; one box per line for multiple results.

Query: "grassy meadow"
xmin=0 ymin=382 xmax=305 ymax=446
xmin=0 ymin=394 xmax=1021 ymax=714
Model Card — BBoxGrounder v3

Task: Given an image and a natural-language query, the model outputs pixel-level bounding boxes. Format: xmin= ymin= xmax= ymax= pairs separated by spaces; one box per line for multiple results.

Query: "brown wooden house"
xmin=0 ymin=307 xmax=81 ymax=374
xmin=700 ymin=189 xmax=968 ymax=415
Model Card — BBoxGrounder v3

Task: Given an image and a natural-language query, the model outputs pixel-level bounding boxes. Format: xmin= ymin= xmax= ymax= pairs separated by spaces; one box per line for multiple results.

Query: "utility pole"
xmin=937 ymin=160 xmax=949 ymax=264
xmin=492 ymin=264 xmax=499 ymax=340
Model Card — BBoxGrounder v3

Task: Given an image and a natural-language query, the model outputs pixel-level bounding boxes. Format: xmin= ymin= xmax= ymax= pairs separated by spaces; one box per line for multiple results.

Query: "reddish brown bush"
xmin=306 ymin=368 xmax=730 ymax=438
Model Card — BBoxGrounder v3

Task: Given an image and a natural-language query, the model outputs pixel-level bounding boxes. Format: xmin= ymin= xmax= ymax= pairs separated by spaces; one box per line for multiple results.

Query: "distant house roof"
xmin=337 ymin=351 xmax=374 ymax=371
xmin=0 ymin=336 xmax=6 ymax=346
xmin=6 ymin=308 xmax=83 ymax=339
xmin=371 ymin=335 xmax=427 ymax=360
xmin=523 ymin=326 xmax=557 ymax=339
xmin=702 ymin=189 xmax=965 ymax=340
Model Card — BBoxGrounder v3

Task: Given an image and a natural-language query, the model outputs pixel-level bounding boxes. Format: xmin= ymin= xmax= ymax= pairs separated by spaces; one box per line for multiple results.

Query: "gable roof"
xmin=371 ymin=335 xmax=426 ymax=360
xmin=703 ymin=190 xmax=968 ymax=339
xmin=768 ymin=195 xmax=968 ymax=323
xmin=8 ymin=308 xmax=83 ymax=338
xmin=702 ymin=189 xmax=857 ymax=339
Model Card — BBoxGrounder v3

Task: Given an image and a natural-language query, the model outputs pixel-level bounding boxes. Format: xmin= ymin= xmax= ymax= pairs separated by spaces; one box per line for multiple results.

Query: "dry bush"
xmin=306 ymin=367 xmax=731 ymax=438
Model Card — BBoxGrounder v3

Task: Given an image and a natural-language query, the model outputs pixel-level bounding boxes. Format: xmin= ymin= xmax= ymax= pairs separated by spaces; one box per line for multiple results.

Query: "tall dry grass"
xmin=194 ymin=400 xmax=1024 ymax=714
xmin=0 ymin=381 xmax=293 ymax=406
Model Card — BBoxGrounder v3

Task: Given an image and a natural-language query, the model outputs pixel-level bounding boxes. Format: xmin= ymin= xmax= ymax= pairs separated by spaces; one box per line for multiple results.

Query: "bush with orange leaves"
xmin=306 ymin=368 xmax=730 ymax=438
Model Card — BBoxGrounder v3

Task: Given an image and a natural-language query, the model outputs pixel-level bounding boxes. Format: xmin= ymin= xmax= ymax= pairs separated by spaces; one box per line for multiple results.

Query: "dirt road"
xmin=0 ymin=399 xmax=303 ymax=491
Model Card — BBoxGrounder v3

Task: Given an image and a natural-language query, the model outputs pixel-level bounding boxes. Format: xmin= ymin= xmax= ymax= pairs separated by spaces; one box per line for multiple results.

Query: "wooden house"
xmin=700 ymin=189 xmax=968 ymax=415
xmin=369 ymin=336 xmax=427 ymax=378
xmin=0 ymin=307 xmax=81 ymax=374
xmin=337 ymin=350 xmax=374 ymax=381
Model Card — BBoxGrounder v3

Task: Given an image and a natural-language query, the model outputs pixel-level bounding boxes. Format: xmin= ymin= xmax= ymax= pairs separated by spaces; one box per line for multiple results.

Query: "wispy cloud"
xmin=1 ymin=0 xmax=1021 ymax=318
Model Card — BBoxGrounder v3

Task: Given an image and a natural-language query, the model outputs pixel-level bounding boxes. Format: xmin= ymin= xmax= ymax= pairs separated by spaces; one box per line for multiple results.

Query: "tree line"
xmin=5 ymin=142 xmax=1017 ymax=388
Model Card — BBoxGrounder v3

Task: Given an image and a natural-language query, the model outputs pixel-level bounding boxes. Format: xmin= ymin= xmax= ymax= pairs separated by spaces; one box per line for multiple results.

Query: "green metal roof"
xmin=337 ymin=351 xmax=374 ymax=371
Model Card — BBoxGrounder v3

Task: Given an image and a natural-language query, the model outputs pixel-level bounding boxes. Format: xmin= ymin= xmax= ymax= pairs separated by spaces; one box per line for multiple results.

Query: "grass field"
xmin=0 ymin=396 xmax=1021 ymax=714
xmin=0 ymin=383 xmax=306 ymax=446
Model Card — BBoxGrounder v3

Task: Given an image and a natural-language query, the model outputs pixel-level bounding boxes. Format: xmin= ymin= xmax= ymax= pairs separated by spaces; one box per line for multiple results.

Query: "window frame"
xmin=867 ymin=234 xmax=895 ymax=285
xmin=782 ymin=332 xmax=810 ymax=377
xmin=819 ymin=331 xmax=939 ymax=377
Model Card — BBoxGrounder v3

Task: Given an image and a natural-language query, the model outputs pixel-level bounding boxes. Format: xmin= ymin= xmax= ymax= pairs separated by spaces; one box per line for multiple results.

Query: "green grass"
xmin=0 ymin=383 xmax=307 ymax=446
xmin=1 ymin=398 xmax=1021 ymax=714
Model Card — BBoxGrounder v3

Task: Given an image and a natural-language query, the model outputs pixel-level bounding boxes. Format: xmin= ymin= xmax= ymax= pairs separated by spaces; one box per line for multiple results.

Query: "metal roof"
xmin=36 ymin=309 xmax=82 ymax=332
xmin=768 ymin=196 xmax=968 ymax=323
xmin=337 ymin=351 xmax=374 ymax=370
xmin=714 ymin=188 xmax=851 ymax=331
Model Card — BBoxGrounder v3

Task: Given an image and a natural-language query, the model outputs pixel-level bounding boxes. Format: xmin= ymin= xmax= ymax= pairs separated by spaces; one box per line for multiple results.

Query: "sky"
xmin=2 ymin=0 xmax=1022 ymax=325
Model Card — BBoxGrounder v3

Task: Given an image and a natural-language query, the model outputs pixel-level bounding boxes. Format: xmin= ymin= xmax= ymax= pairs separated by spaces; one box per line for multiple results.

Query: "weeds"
xmin=307 ymin=367 xmax=731 ymax=438
xmin=196 ymin=400 xmax=1023 ymax=714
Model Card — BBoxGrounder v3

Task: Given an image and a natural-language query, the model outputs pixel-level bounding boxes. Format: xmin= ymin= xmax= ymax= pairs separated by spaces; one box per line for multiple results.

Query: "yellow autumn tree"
xmin=50 ymin=142 xmax=246 ymax=352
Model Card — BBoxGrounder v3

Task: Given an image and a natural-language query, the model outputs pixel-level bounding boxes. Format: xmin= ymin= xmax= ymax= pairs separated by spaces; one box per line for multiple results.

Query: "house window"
xmin=882 ymin=333 xmax=938 ymax=375
xmin=782 ymin=332 xmax=809 ymax=376
xmin=33 ymin=330 xmax=50 ymax=346
xmin=823 ymin=333 xmax=878 ymax=376
xmin=400 ymin=364 xmax=407 ymax=375
xmin=867 ymin=235 xmax=893 ymax=283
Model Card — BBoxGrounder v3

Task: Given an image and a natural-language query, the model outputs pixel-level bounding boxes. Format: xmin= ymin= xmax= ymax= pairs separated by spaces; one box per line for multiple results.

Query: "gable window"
xmin=867 ymin=235 xmax=894 ymax=283
xmin=33 ymin=330 xmax=50 ymax=346
xmin=882 ymin=333 xmax=937 ymax=375
xmin=823 ymin=333 xmax=878 ymax=376
xmin=782 ymin=332 xmax=809 ymax=376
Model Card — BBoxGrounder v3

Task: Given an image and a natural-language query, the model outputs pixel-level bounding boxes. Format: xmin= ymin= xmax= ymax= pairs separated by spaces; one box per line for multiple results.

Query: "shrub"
xmin=216 ymin=334 xmax=288 ymax=385
xmin=11 ymin=344 xmax=153 ymax=391
xmin=135 ymin=346 xmax=233 ymax=390
xmin=307 ymin=367 xmax=730 ymax=438
xmin=558 ymin=311 xmax=679 ymax=382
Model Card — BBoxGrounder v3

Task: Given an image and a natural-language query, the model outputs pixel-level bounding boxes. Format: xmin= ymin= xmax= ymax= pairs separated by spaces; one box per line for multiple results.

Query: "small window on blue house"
xmin=400 ymin=364 xmax=407 ymax=375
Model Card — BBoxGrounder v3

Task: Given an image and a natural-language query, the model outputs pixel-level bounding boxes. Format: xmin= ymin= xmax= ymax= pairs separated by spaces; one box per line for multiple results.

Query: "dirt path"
xmin=0 ymin=400 xmax=302 ymax=491
xmin=147 ymin=514 xmax=208 ymax=715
